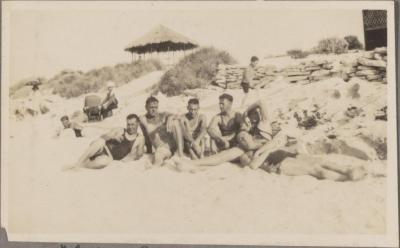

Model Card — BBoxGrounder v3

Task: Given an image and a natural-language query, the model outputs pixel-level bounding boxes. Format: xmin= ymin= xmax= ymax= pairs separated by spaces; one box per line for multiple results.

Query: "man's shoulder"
xmin=139 ymin=115 xmax=147 ymax=122
xmin=181 ymin=113 xmax=189 ymax=120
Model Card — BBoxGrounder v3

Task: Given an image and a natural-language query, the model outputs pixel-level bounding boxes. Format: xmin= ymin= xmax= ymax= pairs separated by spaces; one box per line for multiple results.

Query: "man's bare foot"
xmin=171 ymin=156 xmax=206 ymax=173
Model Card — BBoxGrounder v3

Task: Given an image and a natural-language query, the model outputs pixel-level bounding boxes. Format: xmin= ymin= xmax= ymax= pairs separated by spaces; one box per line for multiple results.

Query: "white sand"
xmin=5 ymin=55 xmax=387 ymax=237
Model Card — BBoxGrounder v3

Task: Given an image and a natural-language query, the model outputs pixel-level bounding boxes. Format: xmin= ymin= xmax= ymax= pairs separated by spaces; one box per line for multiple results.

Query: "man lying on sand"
xmin=140 ymin=96 xmax=184 ymax=167
xmin=180 ymin=98 xmax=208 ymax=159
xmin=56 ymin=115 xmax=84 ymax=138
xmin=172 ymin=100 xmax=371 ymax=181
xmin=65 ymin=114 xmax=145 ymax=170
xmin=208 ymin=93 xmax=242 ymax=153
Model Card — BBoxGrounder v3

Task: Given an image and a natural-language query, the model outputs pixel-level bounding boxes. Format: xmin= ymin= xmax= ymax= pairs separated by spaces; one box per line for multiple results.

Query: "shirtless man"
xmin=173 ymin=100 xmax=371 ymax=181
xmin=240 ymin=56 xmax=259 ymax=107
xmin=208 ymin=93 xmax=242 ymax=154
xmin=180 ymin=98 xmax=208 ymax=159
xmin=140 ymin=96 xmax=184 ymax=167
xmin=65 ymin=113 xmax=145 ymax=170
xmin=56 ymin=115 xmax=84 ymax=138
xmin=172 ymin=99 xmax=275 ymax=171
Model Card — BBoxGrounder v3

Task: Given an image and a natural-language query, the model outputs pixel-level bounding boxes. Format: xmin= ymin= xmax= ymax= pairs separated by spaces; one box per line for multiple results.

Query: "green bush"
xmin=158 ymin=47 xmax=236 ymax=96
xmin=344 ymin=35 xmax=364 ymax=50
xmin=313 ymin=37 xmax=349 ymax=54
xmin=286 ymin=49 xmax=309 ymax=59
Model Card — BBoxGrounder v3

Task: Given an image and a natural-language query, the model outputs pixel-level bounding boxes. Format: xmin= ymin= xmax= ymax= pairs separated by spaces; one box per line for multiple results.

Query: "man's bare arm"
xmin=194 ymin=114 xmax=208 ymax=143
xmin=122 ymin=135 xmax=145 ymax=162
xmin=100 ymin=128 xmax=124 ymax=141
xmin=207 ymin=115 xmax=223 ymax=142
xmin=180 ymin=116 xmax=194 ymax=142
xmin=139 ymin=116 xmax=153 ymax=154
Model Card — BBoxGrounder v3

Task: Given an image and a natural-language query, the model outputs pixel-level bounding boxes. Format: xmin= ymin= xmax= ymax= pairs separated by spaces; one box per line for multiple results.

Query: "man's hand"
xmin=217 ymin=138 xmax=230 ymax=149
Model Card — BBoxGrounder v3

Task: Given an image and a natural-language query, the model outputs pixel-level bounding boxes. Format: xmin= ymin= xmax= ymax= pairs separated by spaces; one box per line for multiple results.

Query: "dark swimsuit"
xmin=90 ymin=130 xmax=136 ymax=161
xmin=73 ymin=128 xmax=83 ymax=137
xmin=217 ymin=114 xmax=240 ymax=148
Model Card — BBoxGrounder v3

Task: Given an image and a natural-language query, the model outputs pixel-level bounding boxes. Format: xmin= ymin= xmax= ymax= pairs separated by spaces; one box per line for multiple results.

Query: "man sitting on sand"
xmin=208 ymin=93 xmax=242 ymax=154
xmin=172 ymin=99 xmax=371 ymax=181
xmin=65 ymin=114 xmax=145 ymax=170
xmin=101 ymin=81 xmax=119 ymax=119
xmin=56 ymin=115 xmax=84 ymax=138
xmin=173 ymin=99 xmax=276 ymax=169
xmin=140 ymin=96 xmax=184 ymax=167
xmin=180 ymin=98 xmax=208 ymax=159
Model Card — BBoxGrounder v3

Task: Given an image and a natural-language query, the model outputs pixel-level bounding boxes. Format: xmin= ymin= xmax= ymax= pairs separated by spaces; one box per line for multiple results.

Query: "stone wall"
xmin=213 ymin=47 xmax=387 ymax=89
xmin=341 ymin=47 xmax=387 ymax=84
xmin=214 ymin=64 xmax=278 ymax=89
xmin=282 ymin=60 xmax=340 ymax=84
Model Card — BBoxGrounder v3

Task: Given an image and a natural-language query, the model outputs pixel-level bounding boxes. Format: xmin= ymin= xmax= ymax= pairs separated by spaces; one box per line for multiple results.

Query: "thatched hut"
xmin=124 ymin=25 xmax=199 ymax=63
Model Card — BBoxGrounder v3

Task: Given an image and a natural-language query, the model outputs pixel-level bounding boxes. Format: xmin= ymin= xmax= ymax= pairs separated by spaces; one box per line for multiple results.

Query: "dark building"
xmin=362 ymin=10 xmax=387 ymax=50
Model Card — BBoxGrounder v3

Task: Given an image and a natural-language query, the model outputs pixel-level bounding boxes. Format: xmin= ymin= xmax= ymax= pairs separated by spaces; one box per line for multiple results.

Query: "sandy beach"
xmin=5 ymin=53 xmax=388 ymax=236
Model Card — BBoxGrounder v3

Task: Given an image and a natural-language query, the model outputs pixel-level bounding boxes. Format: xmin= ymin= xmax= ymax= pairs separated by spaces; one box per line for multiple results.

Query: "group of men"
xmin=63 ymin=56 xmax=369 ymax=181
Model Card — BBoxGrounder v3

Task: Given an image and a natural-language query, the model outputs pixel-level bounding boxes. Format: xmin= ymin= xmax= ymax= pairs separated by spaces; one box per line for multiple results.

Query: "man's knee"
xmin=92 ymin=138 xmax=106 ymax=147
xmin=236 ymin=131 xmax=252 ymax=151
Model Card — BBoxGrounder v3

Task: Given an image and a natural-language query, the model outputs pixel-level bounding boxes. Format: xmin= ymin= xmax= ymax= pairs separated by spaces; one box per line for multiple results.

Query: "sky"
xmin=4 ymin=1 xmax=365 ymax=84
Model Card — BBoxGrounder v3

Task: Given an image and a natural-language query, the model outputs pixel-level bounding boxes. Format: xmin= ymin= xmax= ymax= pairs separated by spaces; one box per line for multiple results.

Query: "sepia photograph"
xmin=1 ymin=1 xmax=398 ymax=247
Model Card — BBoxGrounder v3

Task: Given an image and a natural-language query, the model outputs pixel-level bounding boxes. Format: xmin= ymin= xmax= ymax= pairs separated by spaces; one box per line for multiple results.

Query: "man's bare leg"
xmin=173 ymin=147 xmax=245 ymax=172
xmin=171 ymin=120 xmax=184 ymax=157
xmin=199 ymin=139 xmax=205 ymax=158
xmin=319 ymin=160 xmax=367 ymax=181
xmin=85 ymin=155 xmax=113 ymax=169
xmin=153 ymin=146 xmax=172 ymax=167
xmin=63 ymin=139 xmax=107 ymax=170
xmin=239 ymin=151 xmax=254 ymax=166
xmin=279 ymin=156 xmax=351 ymax=181
xmin=210 ymin=139 xmax=219 ymax=154
xmin=189 ymin=148 xmax=200 ymax=160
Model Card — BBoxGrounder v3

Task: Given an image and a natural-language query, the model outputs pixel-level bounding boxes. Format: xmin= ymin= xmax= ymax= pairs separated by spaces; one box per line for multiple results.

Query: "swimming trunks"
xmin=105 ymin=130 xmax=137 ymax=160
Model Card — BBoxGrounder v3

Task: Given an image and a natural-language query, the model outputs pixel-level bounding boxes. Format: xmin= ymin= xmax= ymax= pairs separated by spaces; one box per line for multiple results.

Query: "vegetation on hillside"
xmin=158 ymin=47 xmax=236 ymax=96
xmin=286 ymin=35 xmax=364 ymax=59
xmin=11 ymin=59 xmax=163 ymax=99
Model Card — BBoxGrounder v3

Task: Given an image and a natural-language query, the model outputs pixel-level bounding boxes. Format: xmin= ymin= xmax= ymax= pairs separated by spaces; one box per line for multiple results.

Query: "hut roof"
xmin=124 ymin=25 xmax=198 ymax=54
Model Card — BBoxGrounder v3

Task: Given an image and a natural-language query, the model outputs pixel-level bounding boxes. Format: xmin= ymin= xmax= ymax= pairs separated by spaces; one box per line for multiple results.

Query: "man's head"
xmin=248 ymin=108 xmax=261 ymax=125
xmin=126 ymin=114 xmax=140 ymax=134
xmin=145 ymin=96 xmax=159 ymax=117
xmin=250 ymin=56 xmax=259 ymax=67
xmin=32 ymin=85 xmax=39 ymax=91
xmin=60 ymin=115 xmax=71 ymax=128
xmin=106 ymin=81 xmax=115 ymax=92
xmin=218 ymin=93 xmax=233 ymax=114
xmin=187 ymin=98 xmax=200 ymax=118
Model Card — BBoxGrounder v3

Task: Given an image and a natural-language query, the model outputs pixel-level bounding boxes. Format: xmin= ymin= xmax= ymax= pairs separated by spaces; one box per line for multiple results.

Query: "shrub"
xmin=313 ymin=37 xmax=349 ymax=54
xmin=286 ymin=49 xmax=309 ymax=59
xmin=10 ymin=59 xmax=163 ymax=99
xmin=50 ymin=59 xmax=163 ymax=98
xmin=158 ymin=47 xmax=236 ymax=96
xmin=344 ymin=35 xmax=364 ymax=50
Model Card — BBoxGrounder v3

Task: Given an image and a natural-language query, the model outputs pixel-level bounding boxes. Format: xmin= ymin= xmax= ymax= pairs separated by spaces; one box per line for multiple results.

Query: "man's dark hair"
xmin=219 ymin=93 xmax=233 ymax=102
xmin=251 ymin=56 xmax=259 ymax=62
xmin=145 ymin=96 xmax=159 ymax=106
xmin=60 ymin=115 xmax=69 ymax=121
xmin=127 ymin=113 xmax=140 ymax=122
xmin=188 ymin=98 xmax=199 ymax=105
